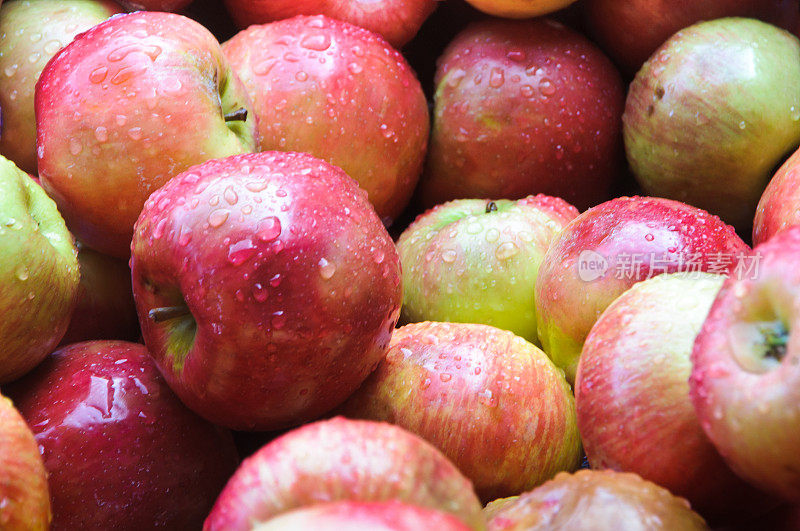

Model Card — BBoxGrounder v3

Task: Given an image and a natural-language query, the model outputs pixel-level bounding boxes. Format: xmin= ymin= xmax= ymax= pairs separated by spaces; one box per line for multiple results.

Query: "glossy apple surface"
xmin=131 ymin=151 xmax=402 ymax=430
xmin=753 ymin=147 xmax=800 ymax=246
xmin=118 ymin=0 xmax=195 ymax=11
xmin=5 ymin=341 xmax=239 ymax=530
xmin=340 ymin=322 xmax=581 ymax=501
xmin=536 ymin=196 xmax=748 ymax=383
xmin=462 ymin=0 xmax=576 ymax=18
xmin=623 ymin=17 xmax=800 ymax=230
xmin=419 ymin=18 xmax=624 ymax=212
xmin=37 ymin=11 xmax=258 ymax=258
xmin=691 ymin=227 xmax=800 ymax=502
xmin=205 ymin=417 xmax=485 ymax=530
xmin=398 ymin=195 xmax=578 ymax=343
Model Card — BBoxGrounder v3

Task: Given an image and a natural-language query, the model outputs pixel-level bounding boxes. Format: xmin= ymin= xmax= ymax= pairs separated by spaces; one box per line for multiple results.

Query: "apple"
xmin=252 ymin=501 xmax=472 ymax=531
xmin=36 ymin=11 xmax=259 ymax=258
xmin=0 ymin=0 xmax=123 ymax=175
xmin=623 ymin=17 xmax=800 ymax=231
xmin=130 ymin=151 xmax=402 ymax=431
xmin=576 ymin=272 xmax=774 ymax=524
xmin=205 ymin=417 xmax=485 ymax=530
xmin=339 ymin=321 xmax=581 ymax=502
xmin=0 ymin=395 xmax=50 ymax=530
xmin=397 ymin=195 xmax=578 ymax=343
xmin=0 ymin=156 xmax=79 ymax=383
xmin=418 ymin=18 xmax=625 ymax=212
xmin=690 ymin=226 xmax=800 ymax=502
xmin=4 ymin=340 xmax=240 ymax=529
xmin=535 ymin=196 xmax=748 ymax=383
xmin=584 ymin=0 xmax=800 ymax=75
xmin=59 ymin=241 xmax=140 ymax=346
xmin=222 ymin=15 xmax=428 ymax=225
xmin=118 ymin=0 xmax=194 ymax=11
xmin=461 ymin=0 xmax=576 ymax=19
xmin=753 ymin=146 xmax=800 ymax=246
xmin=222 ymin=0 xmax=437 ymax=49
xmin=484 ymin=470 xmax=707 ymax=530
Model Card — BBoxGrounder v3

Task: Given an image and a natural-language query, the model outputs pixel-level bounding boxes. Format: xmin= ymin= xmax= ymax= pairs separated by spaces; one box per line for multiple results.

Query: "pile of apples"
xmin=2 ymin=0 xmax=800 ymax=529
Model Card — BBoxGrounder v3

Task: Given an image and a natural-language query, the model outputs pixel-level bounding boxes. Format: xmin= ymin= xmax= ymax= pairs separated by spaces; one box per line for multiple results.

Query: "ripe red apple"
xmin=222 ymin=0 xmax=437 ymax=48
xmin=753 ymin=147 xmax=800 ymax=246
xmin=37 ymin=11 xmax=258 ymax=258
xmin=340 ymin=321 xmax=581 ymax=501
xmin=222 ymin=15 xmax=428 ymax=225
xmin=0 ymin=395 xmax=50 ymax=530
xmin=691 ymin=226 xmax=800 ymax=502
xmin=131 ymin=151 xmax=402 ymax=430
xmin=118 ymin=0 xmax=194 ymax=11
xmin=484 ymin=470 xmax=707 ymax=529
xmin=462 ymin=0 xmax=576 ymax=18
xmin=205 ymin=417 xmax=485 ymax=530
xmin=536 ymin=196 xmax=748 ymax=383
xmin=419 ymin=18 xmax=624 ymax=212
xmin=585 ymin=0 xmax=800 ymax=75
xmin=5 ymin=341 xmax=239 ymax=530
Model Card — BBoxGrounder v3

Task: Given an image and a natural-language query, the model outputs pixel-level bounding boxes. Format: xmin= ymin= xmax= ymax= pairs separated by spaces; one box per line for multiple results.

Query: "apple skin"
xmin=462 ymin=0 xmax=576 ymax=19
xmin=484 ymin=470 xmax=707 ymax=530
xmin=4 ymin=340 xmax=240 ymax=530
xmin=36 ymin=11 xmax=259 ymax=258
xmin=339 ymin=321 xmax=581 ymax=502
xmin=222 ymin=15 xmax=428 ymax=225
xmin=584 ymin=0 xmax=799 ymax=75
xmin=397 ymin=195 xmax=578 ymax=343
xmin=576 ymin=272 xmax=774 ymax=524
xmin=753 ymin=147 xmax=800 ymax=246
xmin=204 ymin=417 xmax=486 ymax=531
xmin=690 ymin=226 xmax=800 ymax=502
xmin=0 ymin=395 xmax=51 ymax=531
xmin=0 ymin=157 xmax=79 ymax=383
xmin=536 ymin=196 xmax=748 ymax=384
xmin=118 ymin=0 xmax=195 ymax=11
xmin=0 ymin=0 xmax=123 ymax=175
xmin=252 ymin=501 xmax=472 ymax=531
xmin=419 ymin=18 xmax=624 ymax=212
xmin=623 ymin=17 xmax=800 ymax=231
xmin=222 ymin=0 xmax=437 ymax=49
xmin=130 ymin=151 xmax=402 ymax=431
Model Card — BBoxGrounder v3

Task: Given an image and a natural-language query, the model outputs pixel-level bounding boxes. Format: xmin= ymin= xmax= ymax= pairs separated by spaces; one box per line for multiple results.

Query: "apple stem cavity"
xmin=486 ymin=201 xmax=498 ymax=213
xmin=224 ymin=108 xmax=248 ymax=122
xmin=149 ymin=305 xmax=191 ymax=323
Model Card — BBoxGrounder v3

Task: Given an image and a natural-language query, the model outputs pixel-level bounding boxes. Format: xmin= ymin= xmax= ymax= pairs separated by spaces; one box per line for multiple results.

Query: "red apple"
xmin=204 ymin=417 xmax=485 ymax=530
xmin=0 ymin=395 xmax=50 ymax=530
xmin=4 ymin=341 xmax=239 ymax=530
xmin=36 ymin=11 xmax=259 ymax=258
xmin=690 ymin=226 xmax=800 ymax=502
xmin=462 ymin=0 xmax=576 ymax=18
xmin=130 ymin=151 xmax=402 ymax=430
xmin=222 ymin=0 xmax=437 ymax=48
xmin=118 ymin=0 xmax=194 ymax=11
xmin=222 ymin=15 xmax=429 ymax=225
xmin=753 ymin=147 xmax=800 ymax=246
xmin=340 ymin=321 xmax=581 ymax=501
xmin=484 ymin=470 xmax=707 ymax=529
xmin=536 ymin=196 xmax=748 ymax=383
xmin=419 ymin=18 xmax=625 ymax=212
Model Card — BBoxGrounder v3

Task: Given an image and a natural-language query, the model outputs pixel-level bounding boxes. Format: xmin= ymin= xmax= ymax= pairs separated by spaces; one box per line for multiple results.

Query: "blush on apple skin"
xmin=4 ymin=341 xmax=240 ymax=530
xmin=753 ymin=147 xmax=800 ymax=246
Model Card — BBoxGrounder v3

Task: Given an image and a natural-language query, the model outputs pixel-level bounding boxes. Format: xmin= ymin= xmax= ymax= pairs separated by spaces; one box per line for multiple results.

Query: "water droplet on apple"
xmin=645 ymin=233 xmax=654 ymax=242
xmin=257 ymin=216 xmax=281 ymax=242
xmin=440 ymin=373 xmax=452 ymax=382
xmin=272 ymin=311 xmax=286 ymax=329
xmin=300 ymin=33 xmax=331 ymax=51
xmin=246 ymin=181 xmax=268 ymax=192
xmin=270 ymin=273 xmax=282 ymax=287
xmin=68 ymin=138 xmax=82 ymax=155
xmin=489 ymin=68 xmax=504 ymax=88
xmin=3 ymin=64 xmax=18 ymax=78
xmin=127 ymin=127 xmax=143 ymax=141
xmin=15 ymin=265 xmax=29 ymax=281
xmin=442 ymin=250 xmax=457 ymax=263
xmin=208 ymin=209 xmax=230 ymax=228
xmin=540 ymin=79 xmax=556 ymax=96
xmin=495 ymin=241 xmax=519 ymax=260
xmin=223 ymin=186 xmax=238 ymax=205
xmin=253 ymin=283 xmax=268 ymax=302
xmin=347 ymin=62 xmax=363 ymax=75
xmin=228 ymin=239 xmax=257 ymax=265
xmin=318 ymin=257 xmax=336 ymax=279
xmin=738 ymin=121 xmax=747 ymax=130
xmin=485 ymin=228 xmax=500 ymax=243
xmin=94 ymin=126 xmax=108 ymax=142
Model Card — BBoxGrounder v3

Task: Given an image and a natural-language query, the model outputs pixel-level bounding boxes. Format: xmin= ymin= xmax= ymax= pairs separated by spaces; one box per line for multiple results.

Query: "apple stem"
xmin=149 ymin=305 xmax=190 ymax=323
xmin=761 ymin=324 xmax=788 ymax=362
xmin=224 ymin=108 xmax=248 ymax=122
xmin=486 ymin=201 xmax=498 ymax=213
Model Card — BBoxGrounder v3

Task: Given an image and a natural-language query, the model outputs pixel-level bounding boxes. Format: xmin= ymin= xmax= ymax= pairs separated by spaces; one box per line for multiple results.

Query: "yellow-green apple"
xmin=419 ymin=18 xmax=624 ymax=212
xmin=340 ymin=321 xmax=581 ymax=501
xmin=222 ymin=15 xmax=428 ymax=225
xmin=36 ymin=11 xmax=258 ymax=258
xmin=462 ymin=0 xmax=576 ymax=18
xmin=754 ymin=147 xmax=800 ymax=246
xmin=576 ymin=272 xmax=773 ymax=524
xmin=623 ymin=17 xmax=800 ymax=230
xmin=0 ymin=0 xmax=123 ymax=175
xmin=204 ymin=417 xmax=486 ymax=530
xmin=118 ymin=0 xmax=194 ymax=11
xmin=0 ymin=395 xmax=50 ymax=530
xmin=584 ymin=0 xmax=799 ymax=75
xmin=536 ymin=196 xmax=748 ymax=383
xmin=252 ymin=501 xmax=472 ymax=531
xmin=0 ymin=156 xmax=79 ymax=383
xmin=130 ymin=151 xmax=402 ymax=431
xmin=690 ymin=226 xmax=800 ymax=502
xmin=484 ymin=470 xmax=707 ymax=530
xmin=5 ymin=340 xmax=239 ymax=530
xmin=222 ymin=0 xmax=437 ymax=48
xmin=397 ymin=195 xmax=577 ymax=342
